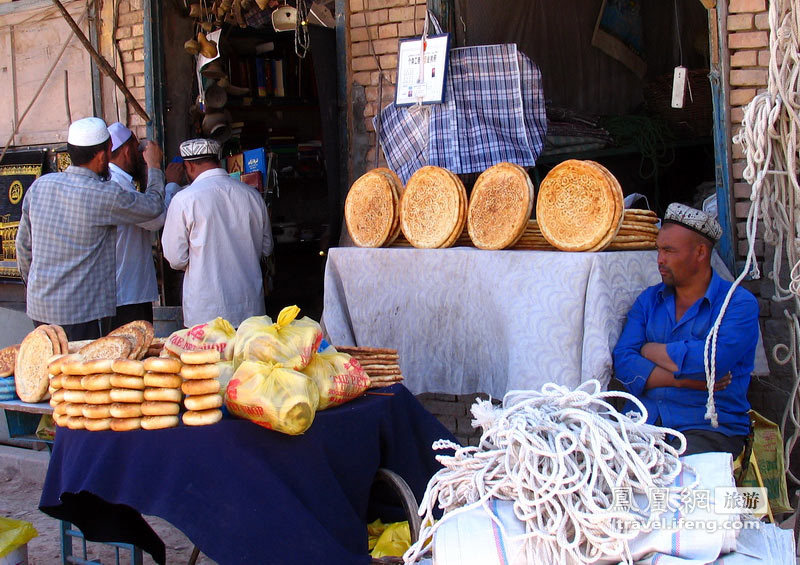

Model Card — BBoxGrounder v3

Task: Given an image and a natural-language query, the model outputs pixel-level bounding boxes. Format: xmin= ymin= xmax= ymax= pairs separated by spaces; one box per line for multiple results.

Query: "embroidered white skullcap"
xmin=663 ymin=202 xmax=722 ymax=242
xmin=108 ymin=122 xmax=133 ymax=152
xmin=68 ymin=117 xmax=110 ymax=147
xmin=179 ymin=138 xmax=221 ymax=161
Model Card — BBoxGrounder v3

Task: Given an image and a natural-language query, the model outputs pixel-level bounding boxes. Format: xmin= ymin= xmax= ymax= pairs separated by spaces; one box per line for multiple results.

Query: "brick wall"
xmin=348 ymin=0 xmax=426 ymax=178
xmin=99 ymin=0 xmax=148 ymax=140
xmin=728 ymin=0 xmax=767 ymax=262
xmin=726 ymin=0 xmax=796 ymax=428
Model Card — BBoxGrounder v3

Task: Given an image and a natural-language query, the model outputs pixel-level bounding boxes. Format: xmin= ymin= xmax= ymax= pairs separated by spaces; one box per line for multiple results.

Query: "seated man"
xmin=613 ymin=203 xmax=759 ymax=457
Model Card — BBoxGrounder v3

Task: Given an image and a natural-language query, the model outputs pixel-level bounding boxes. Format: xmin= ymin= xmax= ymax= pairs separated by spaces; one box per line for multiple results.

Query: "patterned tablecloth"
xmin=322 ymin=248 xmax=768 ymax=398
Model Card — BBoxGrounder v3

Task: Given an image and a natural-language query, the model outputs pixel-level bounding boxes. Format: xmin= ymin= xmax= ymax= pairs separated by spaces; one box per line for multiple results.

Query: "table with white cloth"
xmin=322 ymin=248 xmax=768 ymax=398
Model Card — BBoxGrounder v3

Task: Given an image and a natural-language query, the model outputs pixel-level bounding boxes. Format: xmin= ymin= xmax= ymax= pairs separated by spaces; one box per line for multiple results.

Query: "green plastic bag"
xmin=0 ymin=516 xmax=37 ymax=559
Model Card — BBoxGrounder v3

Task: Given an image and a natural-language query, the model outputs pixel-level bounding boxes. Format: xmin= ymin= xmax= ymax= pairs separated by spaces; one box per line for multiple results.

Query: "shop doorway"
xmin=159 ymin=5 xmax=340 ymax=322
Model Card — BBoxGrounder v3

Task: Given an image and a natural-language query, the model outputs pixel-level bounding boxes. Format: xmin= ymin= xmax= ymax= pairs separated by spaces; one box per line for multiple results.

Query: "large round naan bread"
xmin=585 ymin=161 xmax=624 ymax=252
xmin=467 ymin=162 xmax=534 ymax=250
xmin=371 ymin=168 xmax=404 ymax=247
xmin=536 ymin=160 xmax=618 ymax=251
xmin=15 ymin=328 xmax=54 ymax=403
xmin=344 ymin=170 xmax=397 ymax=247
xmin=400 ymin=166 xmax=467 ymax=249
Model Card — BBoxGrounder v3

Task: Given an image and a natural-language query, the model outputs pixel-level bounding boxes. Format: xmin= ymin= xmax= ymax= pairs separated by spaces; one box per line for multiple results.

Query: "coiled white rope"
xmin=403 ymin=380 xmax=688 ymax=564
xmin=731 ymin=0 xmax=800 ymax=482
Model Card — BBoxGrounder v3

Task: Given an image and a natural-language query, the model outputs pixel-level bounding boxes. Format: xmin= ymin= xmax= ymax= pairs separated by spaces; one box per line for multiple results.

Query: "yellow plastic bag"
xmin=236 ymin=306 xmax=322 ymax=371
xmin=213 ymin=361 xmax=236 ymax=398
xmin=225 ymin=360 xmax=320 ymax=435
xmin=0 ymin=517 xmax=37 ymax=559
xmin=367 ymin=519 xmax=386 ymax=551
xmin=370 ymin=521 xmax=411 ymax=558
xmin=737 ymin=410 xmax=792 ymax=514
xmin=301 ymin=349 xmax=370 ymax=410
xmin=165 ymin=317 xmax=236 ymax=360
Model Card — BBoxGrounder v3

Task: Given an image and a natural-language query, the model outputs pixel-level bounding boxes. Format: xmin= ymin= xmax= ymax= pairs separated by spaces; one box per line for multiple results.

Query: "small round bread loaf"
xmin=82 ymin=404 xmax=112 ymax=419
xmin=184 ymin=393 xmax=223 ymax=411
xmin=181 ymin=378 xmax=221 ymax=396
xmin=111 ymin=358 xmax=145 ymax=376
xmin=48 ymin=354 xmax=70 ymax=376
xmin=84 ymin=417 xmax=112 ymax=431
xmin=141 ymin=415 xmax=179 ymax=430
xmin=62 ymin=376 xmax=85 ymax=390
xmin=54 ymin=402 xmax=70 ymax=416
xmin=143 ymin=357 xmax=182 ymax=374
xmin=109 ymin=374 xmax=145 ymax=390
xmin=66 ymin=416 xmax=86 ymax=430
xmin=53 ymin=413 xmax=69 ymax=428
xmin=85 ymin=390 xmax=113 ymax=404
xmin=143 ymin=387 xmax=182 ymax=403
xmin=141 ymin=401 xmax=180 ymax=416
xmin=60 ymin=356 xmax=85 ymax=376
xmin=180 ymin=363 xmax=221 ymax=380
xmin=182 ymin=408 xmax=223 ymax=426
xmin=81 ymin=374 xmax=113 ymax=391
xmin=77 ymin=359 xmax=115 ymax=376
xmin=109 ymin=388 xmax=145 ymax=403
xmin=110 ymin=402 xmax=143 ymax=418
xmin=65 ymin=404 xmax=85 ymax=417
xmin=49 ymin=374 xmax=63 ymax=390
xmin=143 ymin=372 xmax=182 ymax=389
xmin=110 ymin=417 xmax=141 ymax=432
xmin=63 ymin=390 xmax=86 ymax=404
xmin=50 ymin=389 xmax=66 ymax=405
xmin=180 ymin=350 xmax=221 ymax=365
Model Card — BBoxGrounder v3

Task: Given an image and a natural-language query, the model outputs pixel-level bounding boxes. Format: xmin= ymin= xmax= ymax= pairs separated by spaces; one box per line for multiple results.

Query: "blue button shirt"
xmin=613 ymin=271 xmax=759 ymax=436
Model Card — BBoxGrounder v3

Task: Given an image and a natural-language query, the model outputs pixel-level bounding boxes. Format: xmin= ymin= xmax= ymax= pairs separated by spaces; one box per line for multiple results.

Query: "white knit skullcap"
xmin=68 ymin=117 xmax=110 ymax=147
xmin=108 ymin=122 xmax=133 ymax=152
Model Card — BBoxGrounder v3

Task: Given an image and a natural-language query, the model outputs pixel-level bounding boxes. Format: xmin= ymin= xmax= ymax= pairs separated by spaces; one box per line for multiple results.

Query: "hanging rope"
xmin=730 ymin=0 xmax=800 ymax=481
xmin=403 ymin=381 xmax=688 ymax=565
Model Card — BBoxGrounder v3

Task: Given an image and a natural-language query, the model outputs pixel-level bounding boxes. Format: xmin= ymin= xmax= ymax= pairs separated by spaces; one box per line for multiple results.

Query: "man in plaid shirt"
xmin=15 ymin=117 xmax=166 ymax=340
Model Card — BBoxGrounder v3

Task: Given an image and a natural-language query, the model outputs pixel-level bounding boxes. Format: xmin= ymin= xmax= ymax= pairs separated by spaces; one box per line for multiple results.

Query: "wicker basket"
xmin=644 ymin=69 xmax=713 ymax=138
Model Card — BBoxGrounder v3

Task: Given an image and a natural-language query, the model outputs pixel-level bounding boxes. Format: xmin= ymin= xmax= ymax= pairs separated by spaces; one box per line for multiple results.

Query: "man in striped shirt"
xmin=15 ymin=117 xmax=165 ymax=340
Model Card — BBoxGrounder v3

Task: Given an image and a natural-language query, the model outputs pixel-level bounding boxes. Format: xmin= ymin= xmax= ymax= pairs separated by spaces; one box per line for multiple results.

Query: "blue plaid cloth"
xmin=16 ymin=166 xmax=165 ymax=325
xmin=376 ymin=44 xmax=546 ymax=183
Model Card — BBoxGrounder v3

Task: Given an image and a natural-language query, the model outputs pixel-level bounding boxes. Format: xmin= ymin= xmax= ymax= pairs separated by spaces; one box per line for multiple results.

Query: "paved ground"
xmin=0 ymin=445 xmax=215 ymax=564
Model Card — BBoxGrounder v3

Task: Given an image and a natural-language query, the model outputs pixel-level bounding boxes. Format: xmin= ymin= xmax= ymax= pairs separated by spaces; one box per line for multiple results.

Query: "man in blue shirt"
xmin=613 ymin=203 xmax=759 ymax=457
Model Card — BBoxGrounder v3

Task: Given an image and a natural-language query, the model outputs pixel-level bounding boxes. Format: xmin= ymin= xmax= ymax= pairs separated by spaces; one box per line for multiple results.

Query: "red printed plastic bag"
xmin=225 ymin=360 xmax=320 ymax=435
xmin=301 ymin=349 xmax=370 ymax=410
xmin=165 ymin=317 xmax=236 ymax=360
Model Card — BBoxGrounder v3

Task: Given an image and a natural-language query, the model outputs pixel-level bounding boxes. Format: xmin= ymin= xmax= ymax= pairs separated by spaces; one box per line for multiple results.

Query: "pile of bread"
xmin=6 ymin=321 xmax=225 ymax=431
xmin=344 ymin=161 xmax=660 ymax=252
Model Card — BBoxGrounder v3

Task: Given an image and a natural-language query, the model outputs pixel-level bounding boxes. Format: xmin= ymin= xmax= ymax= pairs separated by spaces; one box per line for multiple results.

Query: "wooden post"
xmin=50 ymin=0 xmax=151 ymax=123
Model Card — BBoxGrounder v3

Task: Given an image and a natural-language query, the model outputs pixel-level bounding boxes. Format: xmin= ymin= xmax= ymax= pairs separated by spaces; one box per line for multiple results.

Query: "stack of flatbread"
xmin=467 ymin=162 xmax=535 ymax=250
xmin=12 ymin=321 xmax=156 ymax=405
xmin=606 ymin=209 xmax=659 ymax=250
xmin=344 ymin=168 xmax=404 ymax=247
xmin=400 ymin=166 xmax=468 ymax=249
xmin=334 ymin=346 xmax=404 ymax=388
xmin=511 ymin=220 xmax=556 ymax=251
xmin=536 ymin=159 xmax=624 ymax=252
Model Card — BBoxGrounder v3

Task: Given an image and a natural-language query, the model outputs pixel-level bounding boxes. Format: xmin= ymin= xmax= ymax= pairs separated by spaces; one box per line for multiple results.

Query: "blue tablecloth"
xmin=39 ymin=385 xmax=454 ymax=564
